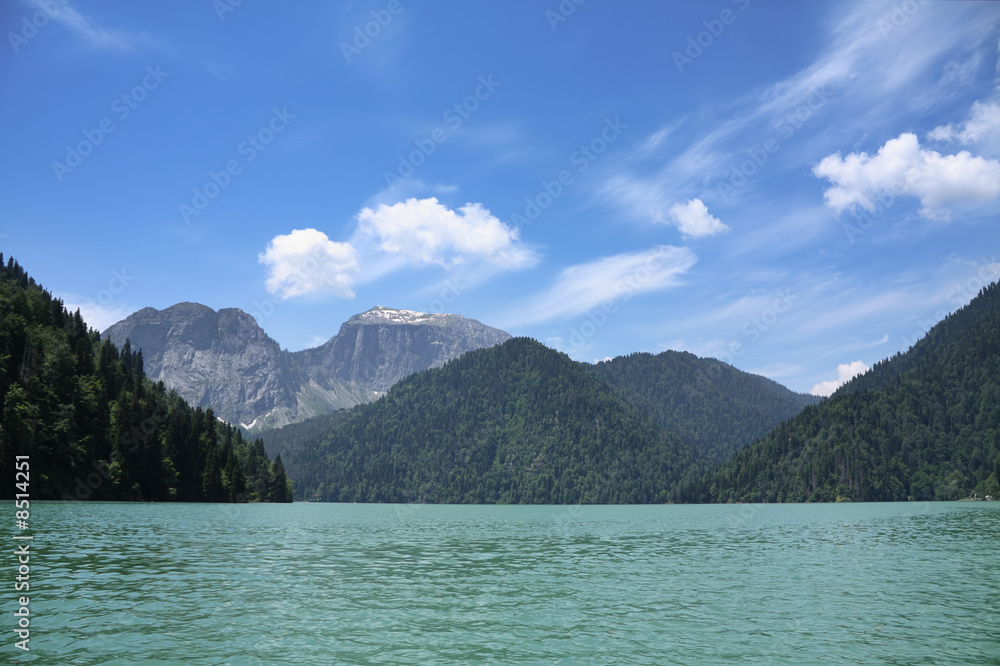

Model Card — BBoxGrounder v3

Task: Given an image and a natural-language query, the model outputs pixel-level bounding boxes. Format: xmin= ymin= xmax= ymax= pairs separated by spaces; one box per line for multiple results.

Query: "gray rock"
xmin=103 ymin=304 xmax=510 ymax=430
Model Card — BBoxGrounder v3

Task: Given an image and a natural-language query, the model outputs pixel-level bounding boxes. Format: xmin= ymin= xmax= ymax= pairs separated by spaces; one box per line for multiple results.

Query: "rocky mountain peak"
xmin=348 ymin=306 xmax=448 ymax=326
xmin=103 ymin=302 xmax=511 ymax=430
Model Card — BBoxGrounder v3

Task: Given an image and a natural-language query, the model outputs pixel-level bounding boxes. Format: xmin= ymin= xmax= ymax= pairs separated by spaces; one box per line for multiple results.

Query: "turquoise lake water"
xmin=14 ymin=501 xmax=1000 ymax=664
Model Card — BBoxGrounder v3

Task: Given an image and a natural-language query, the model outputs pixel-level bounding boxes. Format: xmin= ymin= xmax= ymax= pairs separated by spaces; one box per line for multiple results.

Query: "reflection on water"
xmin=20 ymin=501 xmax=1000 ymax=664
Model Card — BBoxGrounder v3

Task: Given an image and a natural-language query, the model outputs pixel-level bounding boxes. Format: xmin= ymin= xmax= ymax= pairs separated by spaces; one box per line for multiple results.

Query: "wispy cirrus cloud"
xmin=25 ymin=0 xmax=169 ymax=53
xmin=498 ymin=245 xmax=697 ymax=328
xmin=928 ymin=100 xmax=1000 ymax=147
xmin=602 ymin=2 xmax=998 ymax=224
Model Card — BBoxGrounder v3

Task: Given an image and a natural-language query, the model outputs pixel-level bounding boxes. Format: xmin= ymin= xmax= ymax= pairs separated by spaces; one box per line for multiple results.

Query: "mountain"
xmin=295 ymin=306 xmax=513 ymax=395
xmin=283 ymin=337 xmax=699 ymax=503
xmin=0 ymin=255 xmax=289 ymax=502
xmin=695 ymin=280 xmax=1000 ymax=503
xmin=267 ymin=337 xmax=819 ymax=503
xmin=591 ymin=351 xmax=820 ymax=465
xmin=103 ymin=303 xmax=302 ymax=430
xmin=103 ymin=304 xmax=510 ymax=430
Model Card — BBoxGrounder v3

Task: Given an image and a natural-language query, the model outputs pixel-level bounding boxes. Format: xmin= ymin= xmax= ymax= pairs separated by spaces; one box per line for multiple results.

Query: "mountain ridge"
xmin=263 ymin=338 xmax=822 ymax=503
xmin=103 ymin=303 xmax=511 ymax=430
xmin=693 ymin=280 xmax=1000 ymax=502
xmin=591 ymin=350 xmax=820 ymax=466
xmin=283 ymin=337 xmax=697 ymax=503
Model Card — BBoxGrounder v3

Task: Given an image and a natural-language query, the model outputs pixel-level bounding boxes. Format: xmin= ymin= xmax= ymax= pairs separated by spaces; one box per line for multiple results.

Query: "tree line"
xmin=0 ymin=255 xmax=291 ymax=502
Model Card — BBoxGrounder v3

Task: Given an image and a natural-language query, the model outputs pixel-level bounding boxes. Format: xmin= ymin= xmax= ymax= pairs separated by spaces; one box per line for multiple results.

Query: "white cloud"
xmin=305 ymin=334 xmax=330 ymax=349
xmin=810 ymin=360 xmax=870 ymax=397
xmin=356 ymin=197 xmax=538 ymax=269
xmin=937 ymin=55 xmax=981 ymax=90
xmin=813 ymin=132 xmax=1000 ymax=218
xmin=996 ymin=37 xmax=1000 ymax=82
xmin=500 ymin=245 xmax=697 ymax=327
xmin=260 ymin=198 xmax=537 ymax=299
xmin=57 ymin=297 xmax=134 ymax=333
xmin=664 ymin=199 xmax=729 ymax=238
xmin=604 ymin=3 xmax=996 ymax=221
xmin=259 ymin=228 xmax=359 ymax=299
xmin=28 ymin=0 xmax=167 ymax=53
xmin=636 ymin=119 xmax=686 ymax=156
xmin=928 ymin=101 xmax=1000 ymax=145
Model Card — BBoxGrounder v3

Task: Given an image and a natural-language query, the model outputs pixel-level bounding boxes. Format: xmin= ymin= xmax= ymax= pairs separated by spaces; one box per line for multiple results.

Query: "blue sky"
xmin=2 ymin=0 xmax=999 ymax=396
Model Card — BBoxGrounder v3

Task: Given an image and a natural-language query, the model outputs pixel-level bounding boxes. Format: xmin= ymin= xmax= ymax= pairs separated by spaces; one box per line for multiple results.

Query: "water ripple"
xmin=17 ymin=501 xmax=1000 ymax=664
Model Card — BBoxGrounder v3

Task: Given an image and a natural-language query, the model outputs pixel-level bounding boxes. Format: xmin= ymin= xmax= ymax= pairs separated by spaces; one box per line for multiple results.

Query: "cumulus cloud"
xmin=259 ymin=228 xmax=360 ymax=299
xmin=810 ymin=360 xmax=870 ymax=397
xmin=664 ymin=199 xmax=729 ymax=238
xmin=928 ymin=101 xmax=1000 ymax=144
xmin=260 ymin=198 xmax=538 ymax=299
xmin=813 ymin=133 xmax=1000 ymax=218
xmin=501 ymin=245 xmax=697 ymax=327
xmin=356 ymin=197 xmax=538 ymax=269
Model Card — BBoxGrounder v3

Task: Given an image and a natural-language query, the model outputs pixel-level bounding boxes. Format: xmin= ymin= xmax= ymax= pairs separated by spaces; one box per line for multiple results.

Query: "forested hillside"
xmin=265 ymin=343 xmax=820 ymax=503
xmin=693 ymin=281 xmax=1000 ymax=503
xmin=0 ymin=255 xmax=291 ymax=502
xmin=592 ymin=351 xmax=819 ymax=465
xmin=288 ymin=337 xmax=710 ymax=503
xmin=257 ymin=409 xmax=350 ymax=461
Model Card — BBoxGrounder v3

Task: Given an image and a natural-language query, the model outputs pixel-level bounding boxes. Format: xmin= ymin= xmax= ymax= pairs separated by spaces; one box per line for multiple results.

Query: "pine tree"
xmin=271 ymin=454 xmax=291 ymax=503
xmin=201 ymin=446 xmax=225 ymax=502
xmin=0 ymin=256 xmax=289 ymax=503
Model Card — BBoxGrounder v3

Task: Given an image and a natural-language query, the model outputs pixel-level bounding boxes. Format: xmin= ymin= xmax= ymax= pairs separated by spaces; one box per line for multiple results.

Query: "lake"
xmin=18 ymin=501 xmax=1000 ymax=664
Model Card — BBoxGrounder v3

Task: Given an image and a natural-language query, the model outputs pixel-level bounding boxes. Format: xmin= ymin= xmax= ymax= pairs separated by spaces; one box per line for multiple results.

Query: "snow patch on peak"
xmin=351 ymin=306 xmax=453 ymax=326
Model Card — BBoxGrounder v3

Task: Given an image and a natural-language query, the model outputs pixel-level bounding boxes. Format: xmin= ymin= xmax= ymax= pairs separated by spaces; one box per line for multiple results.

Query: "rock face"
xmin=298 ymin=307 xmax=513 ymax=392
xmin=103 ymin=304 xmax=510 ymax=430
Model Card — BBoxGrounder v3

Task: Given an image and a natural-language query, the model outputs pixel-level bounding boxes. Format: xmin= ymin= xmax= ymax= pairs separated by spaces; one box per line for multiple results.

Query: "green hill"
xmin=280 ymin=335 xmax=822 ymax=503
xmin=287 ymin=337 xmax=708 ymax=503
xmin=695 ymin=280 xmax=1000 ymax=503
xmin=0 ymin=255 xmax=291 ymax=502
xmin=591 ymin=351 xmax=819 ymax=465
